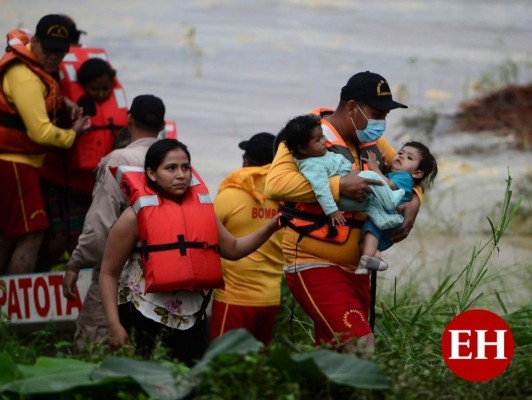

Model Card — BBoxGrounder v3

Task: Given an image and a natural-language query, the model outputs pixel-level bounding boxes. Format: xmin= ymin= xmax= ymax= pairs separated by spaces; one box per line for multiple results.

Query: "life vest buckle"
xmin=203 ymin=242 xmax=220 ymax=253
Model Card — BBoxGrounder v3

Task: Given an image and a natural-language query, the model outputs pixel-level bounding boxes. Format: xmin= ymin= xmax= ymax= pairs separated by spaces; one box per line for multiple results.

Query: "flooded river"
xmin=2 ymin=0 xmax=531 ymax=310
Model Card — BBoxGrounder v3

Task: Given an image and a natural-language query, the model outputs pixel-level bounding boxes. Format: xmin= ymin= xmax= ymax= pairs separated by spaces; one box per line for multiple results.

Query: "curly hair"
xmin=278 ymin=114 xmax=322 ymax=158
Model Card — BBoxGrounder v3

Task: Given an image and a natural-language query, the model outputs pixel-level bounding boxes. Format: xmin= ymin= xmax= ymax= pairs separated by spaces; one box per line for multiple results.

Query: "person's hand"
xmin=108 ymin=323 xmax=131 ymax=348
xmin=339 ymin=171 xmax=383 ymax=202
xmin=72 ymin=115 xmax=91 ymax=135
xmin=64 ymin=97 xmax=83 ymax=121
xmin=329 ymin=210 xmax=346 ymax=226
xmin=391 ymin=194 xmax=420 ymax=243
xmin=62 ymin=267 xmax=80 ymax=300
xmin=361 ymin=150 xmax=380 ymax=171
xmin=268 ymin=212 xmax=283 ymax=232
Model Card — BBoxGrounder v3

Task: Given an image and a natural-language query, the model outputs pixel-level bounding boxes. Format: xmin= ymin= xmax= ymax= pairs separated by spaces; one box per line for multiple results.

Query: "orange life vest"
xmin=310 ymin=107 xmax=384 ymax=171
xmin=0 ymin=29 xmax=65 ymax=154
xmin=59 ymin=47 xmax=128 ymax=171
xmin=280 ymin=107 xmax=385 ymax=243
xmin=112 ymin=165 xmax=223 ymax=293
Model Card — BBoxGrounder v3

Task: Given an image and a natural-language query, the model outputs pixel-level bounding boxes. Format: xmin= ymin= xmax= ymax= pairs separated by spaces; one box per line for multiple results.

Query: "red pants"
xmin=0 ymin=160 xmax=49 ymax=240
xmin=284 ymin=266 xmax=372 ymax=347
xmin=209 ymin=300 xmax=280 ymax=344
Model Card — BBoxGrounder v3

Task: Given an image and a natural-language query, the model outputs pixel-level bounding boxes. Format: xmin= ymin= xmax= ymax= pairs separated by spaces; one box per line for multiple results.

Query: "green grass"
xmin=0 ymin=174 xmax=530 ymax=399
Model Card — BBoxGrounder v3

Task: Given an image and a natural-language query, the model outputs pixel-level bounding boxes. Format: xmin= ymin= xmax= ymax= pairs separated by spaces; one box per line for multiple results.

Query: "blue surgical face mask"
xmin=351 ymin=105 xmax=386 ymax=143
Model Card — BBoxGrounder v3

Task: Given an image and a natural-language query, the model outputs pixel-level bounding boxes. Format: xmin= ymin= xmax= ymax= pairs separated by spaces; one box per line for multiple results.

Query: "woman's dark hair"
xmin=402 ymin=141 xmax=438 ymax=190
xmin=144 ymin=139 xmax=191 ymax=193
xmin=278 ymin=114 xmax=321 ymax=157
xmin=77 ymin=58 xmax=116 ymax=86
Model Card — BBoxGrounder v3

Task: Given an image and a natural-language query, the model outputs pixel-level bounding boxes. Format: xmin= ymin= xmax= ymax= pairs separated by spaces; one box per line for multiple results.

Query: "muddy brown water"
xmin=2 ymin=0 xmax=531 ymax=311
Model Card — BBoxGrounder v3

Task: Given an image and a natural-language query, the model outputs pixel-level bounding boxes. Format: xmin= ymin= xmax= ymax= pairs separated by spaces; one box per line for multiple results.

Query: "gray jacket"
xmin=67 ymin=137 xmax=157 ymax=277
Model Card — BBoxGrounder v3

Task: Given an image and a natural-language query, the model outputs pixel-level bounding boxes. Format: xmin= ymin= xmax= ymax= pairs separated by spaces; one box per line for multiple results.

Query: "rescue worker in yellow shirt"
xmin=265 ymin=72 xmax=420 ymax=355
xmin=0 ymin=14 xmax=90 ymax=275
xmin=209 ymin=132 xmax=283 ymax=344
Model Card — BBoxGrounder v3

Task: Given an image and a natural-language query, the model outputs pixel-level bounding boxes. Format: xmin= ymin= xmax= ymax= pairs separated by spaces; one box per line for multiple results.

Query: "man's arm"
xmin=4 ymin=64 xmax=76 ymax=147
xmin=391 ymin=194 xmax=420 ymax=243
xmin=265 ymin=143 xmax=380 ymax=203
xmin=62 ymin=154 xmax=126 ymax=299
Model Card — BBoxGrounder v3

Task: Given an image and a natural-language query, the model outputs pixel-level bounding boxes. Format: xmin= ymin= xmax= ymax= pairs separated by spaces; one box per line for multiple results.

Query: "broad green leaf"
xmin=272 ymin=348 xmax=389 ymax=391
xmin=301 ymin=349 xmax=389 ymax=390
xmin=6 ymin=357 xmax=97 ymax=394
xmin=193 ymin=328 xmax=262 ymax=371
xmin=0 ymin=353 xmax=18 ymax=385
xmin=92 ymin=356 xmax=177 ymax=400
xmin=174 ymin=329 xmax=263 ymax=400
xmin=270 ymin=347 xmax=325 ymax=383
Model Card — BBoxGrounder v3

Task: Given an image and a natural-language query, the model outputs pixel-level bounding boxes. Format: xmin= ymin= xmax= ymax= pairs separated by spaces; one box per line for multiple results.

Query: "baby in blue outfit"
xmin=356 ymin=143 xmax=437 ymax=274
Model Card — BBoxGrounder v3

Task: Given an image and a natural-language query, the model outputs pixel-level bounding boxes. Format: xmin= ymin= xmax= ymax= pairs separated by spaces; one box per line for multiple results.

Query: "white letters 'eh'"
xmin=449 ymin=329 xmax=507 ymax=360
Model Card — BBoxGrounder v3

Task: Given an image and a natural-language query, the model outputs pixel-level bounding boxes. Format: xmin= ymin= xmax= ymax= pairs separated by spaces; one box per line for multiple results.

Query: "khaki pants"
xmin=73 ymin=273 xmax=108 ymax=352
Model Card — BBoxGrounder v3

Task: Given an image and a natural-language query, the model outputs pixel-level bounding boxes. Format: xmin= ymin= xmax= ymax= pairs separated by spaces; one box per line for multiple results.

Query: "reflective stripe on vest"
xmin=115 ymin=165 xmax=143 ymax=185
xmin=59 ymin=47 xmax=128 ymax=171
xmin=133 ymin=195 xmax=159 ymax=214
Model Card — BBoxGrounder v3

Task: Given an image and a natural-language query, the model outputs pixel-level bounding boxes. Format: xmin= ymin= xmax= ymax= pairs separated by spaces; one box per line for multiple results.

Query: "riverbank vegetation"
xmin=1 ymin=176 xmax=530 ymax=399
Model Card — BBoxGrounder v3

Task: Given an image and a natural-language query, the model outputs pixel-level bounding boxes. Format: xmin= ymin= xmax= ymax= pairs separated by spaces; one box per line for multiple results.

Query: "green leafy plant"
xmin=0 ymin=174 xmax=529 ymax=400
xmin=0 ymin=329 xmax=389 ymax=399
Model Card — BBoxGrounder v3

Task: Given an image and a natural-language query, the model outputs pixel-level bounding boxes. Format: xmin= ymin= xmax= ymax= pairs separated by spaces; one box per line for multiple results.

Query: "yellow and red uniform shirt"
xmin=213 ymin=165 xmax=283 ymax=306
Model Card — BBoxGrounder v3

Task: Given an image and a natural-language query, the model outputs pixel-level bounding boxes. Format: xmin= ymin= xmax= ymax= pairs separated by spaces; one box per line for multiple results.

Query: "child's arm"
xmin=362 ymin=150 xmax=398 ymax=190
xmin=297 ymin=159 xmax=341 ymax=217
xmin=265 ymin=143 xmax=341 ymax=202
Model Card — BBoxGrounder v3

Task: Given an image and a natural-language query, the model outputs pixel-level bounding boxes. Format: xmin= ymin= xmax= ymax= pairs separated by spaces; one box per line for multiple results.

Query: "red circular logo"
xmin=441 ymin=309 xmax=514 ymax=382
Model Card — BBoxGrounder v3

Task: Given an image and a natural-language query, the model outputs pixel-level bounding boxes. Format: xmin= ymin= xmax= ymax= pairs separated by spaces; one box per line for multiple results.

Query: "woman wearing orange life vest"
xmin=99 ymin=139 xmax=281 ymax=364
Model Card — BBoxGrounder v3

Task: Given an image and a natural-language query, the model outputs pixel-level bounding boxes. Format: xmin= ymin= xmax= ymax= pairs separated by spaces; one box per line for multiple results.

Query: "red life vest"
xmin=112 ymin=165 xmax=224 ymax=293
xmin=59 ymin=47 xmax=128 ymax=171
xmin=0 ymin=29 xmax=65 ymax=154
xmin=160 ymin=120 xmax=178 ymax=139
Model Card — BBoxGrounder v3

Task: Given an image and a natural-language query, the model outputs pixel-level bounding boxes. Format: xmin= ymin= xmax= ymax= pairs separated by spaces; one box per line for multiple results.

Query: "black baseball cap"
xmin=35 ymin=14 xmax=72 ymax=52
xmin=340 ymin=71 xmax=407 ymax=111
xmin=239 ymin=132 xmax=275 ymax=165
xmin=129 ymin=95 xmax=165 ymax=129
xmin=59 ymin=14 xmax=87 ymax=45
